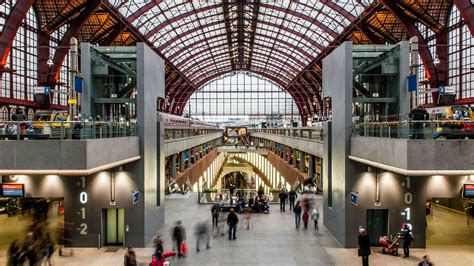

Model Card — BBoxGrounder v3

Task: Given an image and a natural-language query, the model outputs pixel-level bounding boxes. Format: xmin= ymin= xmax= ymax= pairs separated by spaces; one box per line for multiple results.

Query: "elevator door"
xmin=366 ymin=209 xmax=389 ymax=246
xmin=104 ymin=208 xmax=124 ymax=245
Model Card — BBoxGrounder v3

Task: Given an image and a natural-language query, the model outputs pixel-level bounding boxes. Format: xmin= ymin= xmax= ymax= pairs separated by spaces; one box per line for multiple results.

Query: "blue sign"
xmin=438 ymin=86 xmax=445 ymax=93
xmin=407 ymin=75 xmax=417 ymax=92
xmin=350 ymin=191 xmax=359 ymax=206
xmin=133 ymin=190 xmax=140 ymax=205
xmin=75 ymin=76 xmax=83 ymax=93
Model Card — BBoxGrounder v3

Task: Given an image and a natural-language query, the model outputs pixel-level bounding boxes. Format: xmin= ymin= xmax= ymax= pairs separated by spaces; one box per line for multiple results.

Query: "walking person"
xmin=227 ymin=208 xmax=239 ymax=240
xmin=401 ymin=223 xmax=413 ymax=258
xmin=358 ymin=227 xmax=371 ymax=266
xmin=302 ymin=208 xmax=309 ymax=229
xmin=211 ymin=203 xmax=220 ymax=227
xmin=152 ymin=237 xmax=176 ymax=266
xmin=418 ymin=255 xmax=433 ymax=266
xmin=289 ymin=189 xmax=297 ymax=211
xmin=293 ymin=202 xmax=302 ymax=229
xmin=194 ymin=220 xmax=211 ymax=252
xmin=172 ymin=220 xmax=186 ymax=257
xmin=279 ymin=189 xmax=288 ymax=212
xmin=124 ymin=247 xmax=137 ymax=266
xmin=311 ymin=207 xmax=319 ymax=230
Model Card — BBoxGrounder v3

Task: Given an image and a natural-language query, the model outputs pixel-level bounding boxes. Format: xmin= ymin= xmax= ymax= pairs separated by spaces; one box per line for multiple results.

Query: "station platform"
xmin=1 ymin=193 xmax=472 ymax=265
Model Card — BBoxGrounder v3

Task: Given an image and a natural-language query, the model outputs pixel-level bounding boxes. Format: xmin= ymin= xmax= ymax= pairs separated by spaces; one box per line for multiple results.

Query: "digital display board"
xmin=2 ymin=184 xmax=25 ymax=197
xmin=463 ymin=184 xmax=474 ymax=198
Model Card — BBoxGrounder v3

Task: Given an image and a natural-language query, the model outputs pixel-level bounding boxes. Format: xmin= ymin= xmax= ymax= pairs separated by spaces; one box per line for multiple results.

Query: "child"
xmin=302 ymin=208 xmax=309 ymax=229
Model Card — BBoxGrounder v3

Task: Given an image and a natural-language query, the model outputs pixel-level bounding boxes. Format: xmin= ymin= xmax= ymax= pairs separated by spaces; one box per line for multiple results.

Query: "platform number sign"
xmin=78 ymin=177 xmax=88 ymax=235
xmin=401 ymin=177 xmax=412 ymax=221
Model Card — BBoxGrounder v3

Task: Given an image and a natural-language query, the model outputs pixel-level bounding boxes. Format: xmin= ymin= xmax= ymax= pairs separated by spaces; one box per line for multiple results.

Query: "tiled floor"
xmin=1 ymin=193 xmax=473 ymax=265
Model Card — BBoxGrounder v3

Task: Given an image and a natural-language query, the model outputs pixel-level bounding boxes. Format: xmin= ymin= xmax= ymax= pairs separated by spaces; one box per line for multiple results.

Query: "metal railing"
xmin=249 ymin=127 xmax=324 ymax=141
xmin=353 ymin=118 xmax=474 ymax=139
xmin=0 ymin=120 xmax=137 ymax=140
xmin=164 ymin=127 xmax=223 ymax=140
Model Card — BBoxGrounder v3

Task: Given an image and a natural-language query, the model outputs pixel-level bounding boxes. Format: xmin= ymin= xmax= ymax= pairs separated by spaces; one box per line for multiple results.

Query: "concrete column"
xmin=171 ymin=154 xmax=177 ymax=178
xmin=308 ymin=154 xmax=315 ymax=179
xmin=293 ymin=149 xmax=298 ymax=167
xmin=299 ymin=151 xmax=305 ymax=172
xmin=180 ymin=151 xmax=185 ymax=172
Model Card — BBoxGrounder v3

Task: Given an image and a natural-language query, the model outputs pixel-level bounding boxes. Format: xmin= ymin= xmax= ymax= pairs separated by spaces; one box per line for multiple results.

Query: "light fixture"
xmin=47 ymin=57 xmax=54 ymax=67
xmin=433 ymin=56 xmax=440 ymax=66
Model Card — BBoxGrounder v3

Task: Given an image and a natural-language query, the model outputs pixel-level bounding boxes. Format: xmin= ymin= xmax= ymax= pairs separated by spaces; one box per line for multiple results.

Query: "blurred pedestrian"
xmin=172 ymin=220 xmax=186 ymax=257
xmin=302 ymin=208 xmax=309 ymax=229
xmin=293 ymin=202 xmax=302 ymax=229
xmin=227 ymin=208 xmax=239 ymax=240
xmin=311 ymin=207 xmax=319 ymax=230
xmin=243 ymin=207 xmax=252 ymax=230
xmin=194 ymin=220 xmax=211 ymax=252
xmin=358 ymin=227 xmax=371 ymax=266
xmin=7 ymin=240 xmax=21 ymax=266
xmin=211 ymin=203 xmax=220 ymax=227
xmin=418 ymin=255 xmax=433 ymax=266
xmin=279 ymin=189 xmax=288 ymax=212
xmin=22 ymin=232 xmax=37 ymax=266
xmin=401 ymin=223 xmax=413 ymax=258
xmin=42 ymin=233 xmax=55 ymax=266
xmin=124 ymin=247 xmax=137 ymax=266
xmin=289 ymin=189 xmax=297 ymax=211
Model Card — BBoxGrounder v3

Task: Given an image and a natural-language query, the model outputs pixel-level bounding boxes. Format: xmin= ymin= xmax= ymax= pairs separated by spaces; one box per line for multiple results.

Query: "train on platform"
xmin=157 ymin=112 xmax=218 ymax=128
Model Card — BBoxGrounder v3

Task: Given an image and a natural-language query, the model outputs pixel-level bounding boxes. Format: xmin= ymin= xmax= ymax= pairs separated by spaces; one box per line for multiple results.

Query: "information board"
xmin=1 ymin=184 xmax=25 ymax=197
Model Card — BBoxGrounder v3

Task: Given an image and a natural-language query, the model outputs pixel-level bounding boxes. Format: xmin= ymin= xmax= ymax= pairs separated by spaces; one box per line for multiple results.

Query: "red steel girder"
xmin=381 ymin=0 xmax=440 ymax=88
xmin=453 ymin=0 xmax=474 ymax=36
xmin=180 ymin=45 xmax=303 ymax=77
xmin=168 ymin=28 xmax=314 ymax=65
xmin=42 ymin=0 xmax=101 ymax=87
xmin=0 ymin=0 xmax=35 ymax=71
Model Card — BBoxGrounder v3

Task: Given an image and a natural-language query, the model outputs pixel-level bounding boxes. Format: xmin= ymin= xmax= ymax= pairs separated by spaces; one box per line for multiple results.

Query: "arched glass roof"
xmin=110 ymin=0 xmax=372 ymax=88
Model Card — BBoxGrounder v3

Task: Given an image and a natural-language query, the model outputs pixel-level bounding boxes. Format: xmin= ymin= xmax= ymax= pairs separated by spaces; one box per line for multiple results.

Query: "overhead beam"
xmin=0 ymin=0 xmax=35 ymax=73
xmin=453 ymin=0 xmax=474 ymax=36
xmin=222 ymin=0 xmax=237 ymax=70
xmin=381 ymin=0 xmax=440 ymax=88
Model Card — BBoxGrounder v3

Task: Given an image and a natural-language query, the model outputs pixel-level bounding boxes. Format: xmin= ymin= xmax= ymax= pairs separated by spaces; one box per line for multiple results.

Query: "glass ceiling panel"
xmin=113 ymin=0 xmax=371 ymax=88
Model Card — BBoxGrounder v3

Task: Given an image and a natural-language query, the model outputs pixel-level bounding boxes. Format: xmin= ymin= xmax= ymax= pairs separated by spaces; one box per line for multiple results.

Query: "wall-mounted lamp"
xmin=433 ymin=56 xmax=441 ymax=66
xmin=374 ymin=169 xmax=381 ymax=206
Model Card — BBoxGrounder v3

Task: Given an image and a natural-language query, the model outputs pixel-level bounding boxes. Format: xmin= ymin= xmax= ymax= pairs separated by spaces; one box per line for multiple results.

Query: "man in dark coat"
xmin=279 ymin=189 xmax=288 ymax=212
xmin=172 ymin=220 xmax=186 ymax=257
xmin=401 ymin=223 xmax=412 ymax=258
xmin=358 ymin=228 xmax=371 ymax=266
xmin=227 ymin=208 xmax=239 ymax=240
xmin=409 ymin=105 xmax=430 ymax=139
xmin=288 ymin=190 xmax=297 ymax=211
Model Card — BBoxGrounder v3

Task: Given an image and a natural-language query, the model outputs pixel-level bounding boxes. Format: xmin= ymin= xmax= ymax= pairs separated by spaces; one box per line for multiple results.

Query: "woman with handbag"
xmin=358 ymin=227 xmax=371 ymax=266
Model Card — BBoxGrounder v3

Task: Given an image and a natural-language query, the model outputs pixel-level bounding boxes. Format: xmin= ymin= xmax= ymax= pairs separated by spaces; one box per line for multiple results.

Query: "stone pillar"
xmin=299 ymin=151 xmax=305 ymax=172
xmin=293 ymin=149 xmax=298 ymax=167
xmin=171 ymin=154 xmax=177 ymax=178
xmin=180 ymin=151 xmax=185 ymax=172
xmin=308 ymin=154 xmax=315 ymax=180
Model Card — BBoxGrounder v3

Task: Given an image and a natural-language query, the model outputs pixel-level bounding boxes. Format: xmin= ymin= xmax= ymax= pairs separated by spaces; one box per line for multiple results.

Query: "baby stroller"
xmin=379 ymin=235 xmax=399 ymax=256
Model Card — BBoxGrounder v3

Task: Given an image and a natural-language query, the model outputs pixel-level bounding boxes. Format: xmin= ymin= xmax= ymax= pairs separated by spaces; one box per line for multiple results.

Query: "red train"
xmin=157 ymin=112 xmax=217 ymax=128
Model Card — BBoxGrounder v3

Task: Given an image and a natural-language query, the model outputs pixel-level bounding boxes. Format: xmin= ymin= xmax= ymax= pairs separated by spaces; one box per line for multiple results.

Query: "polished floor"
xmin=0 ymin=194 xmax=473 ymax=265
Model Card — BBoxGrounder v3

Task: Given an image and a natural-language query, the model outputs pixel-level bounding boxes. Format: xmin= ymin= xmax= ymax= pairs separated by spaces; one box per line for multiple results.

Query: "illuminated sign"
xmin=1 ymin=184 xmax=25 ymax=197
xmin=463 ymin=184 xmax=474 ymax=198
xmin=350 ymin=191 xmax=358 ymax=206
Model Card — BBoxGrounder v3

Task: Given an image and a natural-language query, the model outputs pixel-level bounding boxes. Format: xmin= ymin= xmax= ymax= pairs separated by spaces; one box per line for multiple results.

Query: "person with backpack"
xmin=211 ymin=203 xmax=220 ymax=227
xmin=288 ymin=189 xmax=297 ymax=211
xmin=293 ymin=202 xmax=302 ymax=229
xmin=124 ymin=247 xmax=137 ymax=266
xmin=401 ymin=223 xmax=413 ymax=258
xmin=311 ymin=207 xmax=319 ymax=230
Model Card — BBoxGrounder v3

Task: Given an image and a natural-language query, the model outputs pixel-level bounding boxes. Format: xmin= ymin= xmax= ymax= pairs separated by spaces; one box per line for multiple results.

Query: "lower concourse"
xmin=1 ymin=193 xmax=472 ymax=266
